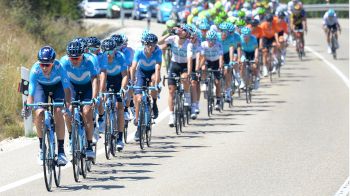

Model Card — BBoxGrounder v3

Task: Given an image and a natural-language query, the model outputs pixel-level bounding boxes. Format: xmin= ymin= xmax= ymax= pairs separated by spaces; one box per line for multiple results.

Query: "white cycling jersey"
xmin=200 ymin=41 xmax=223 ymax=61
xmin=165 ymin=35 xmax=191 ymax=64
xmin=323 ymin=12 xmax=339 ymax=26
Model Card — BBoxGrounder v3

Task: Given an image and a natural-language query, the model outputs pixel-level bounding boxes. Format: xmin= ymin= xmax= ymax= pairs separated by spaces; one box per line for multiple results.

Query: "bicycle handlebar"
xmin=26 ymin=102 xmax=65 ymax=107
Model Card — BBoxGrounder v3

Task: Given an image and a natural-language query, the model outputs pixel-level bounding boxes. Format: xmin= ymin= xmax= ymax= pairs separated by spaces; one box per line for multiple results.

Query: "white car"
xmin=80 ymin=0 xmax=108 ymax=17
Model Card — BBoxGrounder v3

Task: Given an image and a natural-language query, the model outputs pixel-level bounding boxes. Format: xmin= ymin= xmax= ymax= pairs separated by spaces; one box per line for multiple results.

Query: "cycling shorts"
xmin=294 ymin=24 xmax=303 ymax=31
xmin=278 ymin=31 xmax=285 ymax=37
xmin=262 ymin=37 xmax=275 ymax=49
xmin=206 ymin=60 xmax=221 ymax=80
xmin=242 ymin=51 xmax=255 ymax=61
xmin=327 ymin=24 xmax=338 ymax=31
xmin=33 ymin=82 xmax=65 ymax=108
xmin=135 ymin=68 xmax=155 ymax=95
xmin=168 ymin=61 xmax=187 ymax=86
xmin=71 ymin=82 xmax=92 ymax=102
xmin=223 ymin=52 xmax=230 ymax=65
xmin=106 ymin=74 xmax=123 ymax=102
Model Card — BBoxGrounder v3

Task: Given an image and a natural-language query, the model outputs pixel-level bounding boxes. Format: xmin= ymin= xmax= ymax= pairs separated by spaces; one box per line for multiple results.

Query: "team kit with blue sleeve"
xmin=28 ymin=60 xmax=71 ymax=104
xmin=60 ymin=53 xmax=99 ymax=101
xmin=240 ymin=35 xmax=258 ymax=60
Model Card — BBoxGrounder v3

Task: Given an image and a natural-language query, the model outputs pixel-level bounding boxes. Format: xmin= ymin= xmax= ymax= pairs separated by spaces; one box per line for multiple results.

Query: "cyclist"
xmin=158 ymin=24 xmax=193 ymax=127
xmin=273 ymin=11 xmax=289 ymax=64
xmin=60 ymin=41 xmax=99 ymax=159
xmin=22 ymin=46 xmax=71 ymax=166
xmin=239 ymin=27 xmax=260 ymax=89
xmin=290 ymin=4 xmax=307 ymax=54
xmin=130 ymin=32 xmax=161 ymax=140
xmin=259 ymin=14 xmax=279 ymax=76
xmin=162 ymin=20 xmax=177 ymax=71
xmin=323 ymin=9 xmax=341 ymax=54
xmin=99 ymin=38 xmax=128 ymax=150
xmin=200 ymin=30 xmax=224 ymax=111
xmin=254 ymin=7 xmax=266 ymax=22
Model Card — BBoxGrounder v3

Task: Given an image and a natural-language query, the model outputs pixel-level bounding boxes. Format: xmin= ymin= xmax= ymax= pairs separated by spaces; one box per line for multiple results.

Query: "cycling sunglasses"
xmin=104 ymin=50 xmax=115 ymax=55
xmin=39 ymin=63 xmax=53 ymax=68
xmin=144 ymin=42 xmax=157 ymax=47
xmin=69 ymin=55 xmax=82 ymax=61
xmin=88 ymin=47 xmax=99 ymax=52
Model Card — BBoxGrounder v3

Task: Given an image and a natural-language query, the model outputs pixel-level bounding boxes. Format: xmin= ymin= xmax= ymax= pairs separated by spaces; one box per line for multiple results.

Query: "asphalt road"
xmin=0 ymin=18 xmax=348 ymax=196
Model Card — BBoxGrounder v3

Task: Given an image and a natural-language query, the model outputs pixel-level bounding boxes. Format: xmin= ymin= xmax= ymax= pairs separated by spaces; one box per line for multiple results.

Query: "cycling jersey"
xmin=188 ymin=40 xmax=201 ymax=60
xmin=165 ymin=35 xmax=191 ymax=64
xmin=28 ymin=60 xmax=70 ymax=96
xmin=86 ymin=52 xmax=101 ymax=73
xmin=121 ymin=47 xmax=134 ymax=66
xmin=290 ymin=10 xmax=306 ymax=26
xmin=247 ymin=24 xmax=263 ymax=39
xmin=100 ymin=51 xmax=127 ymax=76
xmin=260 ymin=21 xmax=278 ymax=38
xmin=240 ymin=35 xmax=258 ymax=52
xmin=273 ymin=16 xmax=288 ymax=34
xmin=133 ymin=46 xmax=162 ymax=71
xmin=323 ymin=12 xmax=339 ymax=26
xmin=60 ymin=53 xmax=99 ymax=85
xmin=200 ymin=41 xmax=223 ymax=61
xmin=218 ymin=33 xmax=240 ymax=53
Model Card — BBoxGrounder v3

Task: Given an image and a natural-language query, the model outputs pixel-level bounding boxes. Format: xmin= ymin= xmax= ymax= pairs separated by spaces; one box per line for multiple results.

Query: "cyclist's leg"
xmin=150 ymin=72 xmax=159 ymax=119
xmin=262 ymin=38 xmax=269 ymax=76
xmin=33 ymin=83 xmax=47 ymax=159
xmin=134 ymin=68 xmax=146 ymax=125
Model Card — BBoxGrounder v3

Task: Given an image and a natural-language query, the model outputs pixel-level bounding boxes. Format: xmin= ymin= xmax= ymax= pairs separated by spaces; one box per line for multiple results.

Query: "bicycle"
xmin=242 ymin=59 xmax=255 ymax=104
xmin=330 ymin=28 xmax=338 ymax=59
xmin=294 ymin=29 xmax=304 ymax=60
xmin=205 ymin=68 xmax=222 ymax=116
xmin=25 ymin=99 xmax=65 ymax=191
xmin=70 ymin=97 xmax=95 ymax=182
xmin=163 ymin=75 xmax=186 ymax=135
xmin=102 ymin=87 xmax=123 ymax=159
xmin=130 ymin=85 xmax=158 ymax=149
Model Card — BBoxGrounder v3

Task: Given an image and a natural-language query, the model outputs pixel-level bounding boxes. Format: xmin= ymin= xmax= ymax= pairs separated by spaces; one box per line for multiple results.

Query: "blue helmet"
xmin=86 ymin=36 xmax=101 ymax=48
xmin=241 ymin=27 xmax=251 ymax=36
xmin=328 ymin=9 xmax=335 ymax=17
xmin=198 ymin=21 xmax=210 ymax=30
xmin=142 ymin=33 xmax=158 ymax=45
xmin=120 ymin=33 xmax=128 ymax=45
xmin=101 ymin=39 xmax=116 ymax=52
xmin=111 ymin=34 xmax=124 ymax=47
xmin=66 ymin=41 xmax=84 ymax=57
xmin=141 ymin=29 xmax=150 ymax=42
xmin=227 ymin=23 xmax=236 ymax=33
xmin=38 ymin=46 xmax=56 ymax=63
xmin=206 ymin=30 xmax=217 ymax=41
xmin=73 ymin=37 xmax=87 ymax=50
xmin=219 ymin=22 xmax=230 ymax=32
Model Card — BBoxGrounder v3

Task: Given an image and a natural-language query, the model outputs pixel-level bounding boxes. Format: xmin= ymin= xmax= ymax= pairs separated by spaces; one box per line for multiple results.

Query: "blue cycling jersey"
xmin=218 ymin=33 xmax=235 ymax=54
xmin=100 ymin=51 xmax=128 ymax=76
xmin=121 ymin=47 xmax=134 ymax=67
xmin=240 ymin=35 xmax=258 ymax=52
xmin=133 ymin=46 xmax=162 ymax=71
xmin=60 ymin=53 xmax=99 ymax=85
xmin=230 ymin=32 xmax=242 ymax=49
xmin=28 ymin=60 xmax=71 ymax=96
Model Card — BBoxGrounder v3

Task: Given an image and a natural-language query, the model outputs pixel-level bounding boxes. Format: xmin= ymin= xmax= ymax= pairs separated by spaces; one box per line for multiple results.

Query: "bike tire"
xmin=174 ymin=94 xmax=181 ymax=135
xmin=104 ymin=111 xmax=111 ymax=160
xmin=206 ymin=80 xmax=212 ymax=117
xmin=53 ymin=163 xmax=61 ymax=187
xmin=42 ymin=126 xmax=53 ymax=191
xmin=146 ymin=104 xmax=152 ymax=147
xmin=331 ymin=35 xmax=337 ymax=60
xmin=92 ymin=143 xmax=97 ymax=165
xmin=72 ymin=122 xmax=80 ymax=182
xmin=81 ymin=136 xmax=87 ymax=179
xmin=181 ymin=98 xmax=186 ymax=129
xmin=124 ymin=120 xmax=128 ymax=144
xmin=139 ymin=103 xmax=146 ymax=149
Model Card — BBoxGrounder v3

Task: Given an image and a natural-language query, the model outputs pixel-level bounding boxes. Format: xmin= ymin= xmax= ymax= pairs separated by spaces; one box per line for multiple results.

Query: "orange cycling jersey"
xmin=273 ymin=17 xmax=288 ymax=34
xmin=247 ymin=24 xmax=263 ymax=39
xmin=259 ymin=21 xmax=277 ymax=39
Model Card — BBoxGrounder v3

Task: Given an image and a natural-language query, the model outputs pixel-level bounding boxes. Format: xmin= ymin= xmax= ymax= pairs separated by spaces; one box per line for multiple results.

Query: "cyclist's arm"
xmin=130 ymin=61 xmax=137 ymax=83
xmin=27 ymin=68 xmax=37 ymax=105
xmin=63 ymin=88 xmax=71 ymax=108
xmin=187 ymin=55 xmax=193 ymax=75
xmin=155 ymin=63 xmax=161 ymax=84
xmin=158 ymin=32 xmax=172 ymax=45
xmin=229 ymin=45 xmax=234 ymax=63
xmin=219 ymin=55 xmax=224 ymax=70
xmin=121 ymin=70 xmax=128 ymax=90
xmin=99 ymin=70 xmax=107 ymax=92
xmin=237 ymin=43 xmax=242 ymax=63
xmin=91 ymin=75 xmax=98 ymax=99
xmin=195 ymin=52 xmax=200 ymax=71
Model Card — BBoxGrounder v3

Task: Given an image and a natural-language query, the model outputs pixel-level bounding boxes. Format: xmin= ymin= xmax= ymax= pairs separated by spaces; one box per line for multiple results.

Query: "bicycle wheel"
xmin=81 ymin=136 xmax=87 ymax=179
xmin=139 ymin=103 xmax=146 ymax=149
xmin=146 ymin=104 xmax=152 ymax=147
xmin=72 ymin=122 xmax=80 ymax=182
xmin=180 ymin=96 xmax=186 ymax=129
xmin=206 ymin=80 xmax=212 ymax=117
xmin=104 ymin=111 xmax=111 ymax=160
xmin=186 ymin=106 xmax=190 ymax=125
xmin=124 ymin=120 xmax=128 ymax=144
xmin=174 ymin=94 xmax=181 ymax=135
xmin=91 ymin=143 xmax=97 ymax=165
xmin=331 ymin=34 xmax=337 ymax=59
xmin=42 ymin=126 xmax=53 ymax=191
xmin=53 ymin=160 xmax=61 ymax=187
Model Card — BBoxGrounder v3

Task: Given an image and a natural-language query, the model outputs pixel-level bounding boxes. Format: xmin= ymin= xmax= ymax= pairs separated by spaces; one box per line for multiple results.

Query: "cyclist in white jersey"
xmin=323 ymin=9 xmax=341 ymax=53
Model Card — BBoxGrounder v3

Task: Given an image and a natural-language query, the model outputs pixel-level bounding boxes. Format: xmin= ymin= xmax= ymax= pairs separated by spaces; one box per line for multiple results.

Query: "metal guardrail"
xmin=303 ymin=4 xmax=349 ymax=12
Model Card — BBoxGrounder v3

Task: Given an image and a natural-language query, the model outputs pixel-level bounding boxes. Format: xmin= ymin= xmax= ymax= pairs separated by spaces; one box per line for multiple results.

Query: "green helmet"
xmin=192 ymin=8 xmax=199 ymax=16
xmin=257 ymin=7 xmax=266 ymax=15
xmin=218 ymin=11 xmax=227 ymax=19
xmin=214 ymin=17 xmax=223 ymax=26
xmin=214 ymin=1 xmax=223 ymax=10
xmin=226 ymin=16 xmax=236 ymax=24
xmin=166 ymin=20 xmax=177 ymax=28
xmin=237 ymin=10 xmax=246 ymax=18
xmin=235 ymin=19 xmax=246 ymax=27
xmin=209 ymin=8 xmax=217 ymax=17
xmin=187 ymin=14 xmax=194 ymax=24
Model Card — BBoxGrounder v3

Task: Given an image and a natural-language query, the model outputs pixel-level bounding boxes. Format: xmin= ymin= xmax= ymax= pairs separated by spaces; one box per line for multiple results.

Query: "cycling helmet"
xmin=192 ymin=8 xmax=199 ymax=16
xmin=101 ymin=39 xmax=116 ymax=52
xmin=243 ymin=2 xmax=251 ymax=10
xmin=209 ymin=8 xmax=217 ymax=17
xmin=257 ymin=7 xmax=266 ymax=15
xmin=180 ymin=23 xmax=191 ymax=33
xmin=111 ymin=34 xmax=124 ymax=47
xmin=265 ymin=14 xmax=274 ymax=22
xmin=214 ymin=1 xmax=223 ymax=10
xmin=226 ymin=16 xmax=236 ymax=24
xmin=294 ymin=4 xmax=302 ymax=11
xmin=66 ymin=41 xmax=84 ymax=57
xmin=143 ymin=33 xmax=158 ymax=45
xmin=227 ymin=23 xmax=236 ymax=33
xmin=328 ymin=9 xmax=335 ymax=17
xmin=214 ymin=17 xmax=223 ymax=26
xmin=198 ymin=21 xmax=210 ymax=30
xmin=86 ymin=36 xmax=101 ymax=48
xmin=235 ymin=19 xmax=246 ymax=27
xmin=73 ymin=37 xmax=87 ymax=50
xmin=141 ymin=29 xmax=150 ymax=42
xmin=277 ymin=11 xmax=286 ymax=18
xmin=219 ymin=22 xmax=230 ymax=32
xmin=237 ymin=10 xmax=246 ymax=18
xmin=38 ymin=46 xmax=56 ymax=63
xmin=251 ymin=19 xmax=260 ymax=27
xmin=120 ymin=33 xmax=128 ymax=45
xmin=206 ymin=30 xmax=217 ymax=41
xmin=241 ymin=27 xmax=251 ymax=36
xmin=166 ymin=20 xmax=177 ymax=28
xmin=218 ymin=11 xmax=227 ymax=19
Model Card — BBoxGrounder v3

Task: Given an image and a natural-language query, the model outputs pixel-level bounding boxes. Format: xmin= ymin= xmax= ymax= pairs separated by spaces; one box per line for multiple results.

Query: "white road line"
xmin=305 ymin=46 xmax=349 ymax=88
xmin=0 ymin=108 xmax=170 ymax=193
xmin=334 ymin=177 xmax=350 ymax=196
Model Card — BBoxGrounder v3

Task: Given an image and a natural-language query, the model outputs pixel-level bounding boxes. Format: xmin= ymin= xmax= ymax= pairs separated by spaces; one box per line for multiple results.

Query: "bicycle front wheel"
xmin=124 ymin=120 xmax=128 ymax=144
xmin=139 ymin=103 xmax=146 ymax=149
xmin=42 ymin=126 xmax=53 ymax=191
xmin=104 ymin=111 xmax=111 ymax=160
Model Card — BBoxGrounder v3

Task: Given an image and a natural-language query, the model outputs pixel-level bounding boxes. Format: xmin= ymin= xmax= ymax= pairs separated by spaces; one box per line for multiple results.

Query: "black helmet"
xmin=101 ymin=39 xmax=116 ymax=52
xmin=111 ymin=34 xmax=124 ymax=47
xmin=66 ymin=41 xmax=84 ymax=57
xmin=86 ymin=36 xmax=101 ymax=48
xmin=265 ymin=14 xmax=274 ymax=22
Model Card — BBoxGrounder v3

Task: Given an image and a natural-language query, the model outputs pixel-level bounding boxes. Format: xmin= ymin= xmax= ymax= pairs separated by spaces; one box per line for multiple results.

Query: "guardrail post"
xmin=20 ymin=66 xmax=33 ymax=136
